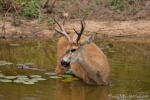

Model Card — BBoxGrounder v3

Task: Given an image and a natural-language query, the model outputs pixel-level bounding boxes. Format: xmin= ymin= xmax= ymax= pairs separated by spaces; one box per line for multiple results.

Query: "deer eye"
xmin=71 ymin=49 xmax=76 ymax=52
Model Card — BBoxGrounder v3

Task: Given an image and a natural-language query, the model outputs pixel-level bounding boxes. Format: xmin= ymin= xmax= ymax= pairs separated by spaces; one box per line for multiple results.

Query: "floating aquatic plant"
xmin=16 ymin=75 xmax=28 ymax=78
xmin=17 ymin=77 xmax=29 ymax=81
xmin=30 ymin=75 xmax=42 ymax=78
xmin=49 ymin=76 xmax=62 ymax=79
xmin=0 ymin=79 xmax=12 ymax=82
xmin=0 ymin=61 xmax=13 ymax=66
xmin=5 ymin=62 xmax=13 ymax=65
xmin=59 ymin=74 xmax=73 ymax=78
xmin=62 ymin=77 xmax=80 ymax=83
xmin=4 ymin=76 xmax=17 ymax=79
xmin=13 ymin=79 xmax=25 ymax=83
xmin=32 ymin=77 xmax=46 ymax=81
xmin=0 ymin=74 xmax=5 ymax=78
xmin=44 ymin=72 xmax=56 ymax=76
xmin=23 ymin=81 xmax=34 ymax=85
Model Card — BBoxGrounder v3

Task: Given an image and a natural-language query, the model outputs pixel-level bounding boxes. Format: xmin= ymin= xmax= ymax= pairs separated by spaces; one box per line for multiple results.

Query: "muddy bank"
xmin=0 ymin=18 xmax=150 ymax=39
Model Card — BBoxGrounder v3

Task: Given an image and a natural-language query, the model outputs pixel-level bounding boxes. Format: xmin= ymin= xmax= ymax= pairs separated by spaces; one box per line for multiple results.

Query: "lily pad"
xmin=17 ymin=77 xmax=29 ymax=81
xmin=0 ymin=61 xmax=13 ymax=66
xmin=32 ymin=77 xmax=46 ymax=81
xmin=44 ymin=72 xmax=56 ymax=76
xmin=23 ymin=81 xmax=34 ymax=85
xmin=5 ymin=62 xmax=13 ymax=65
xmin=62 ymin=77 xmax=80 ymax=83
xmin=59 ymin=74 xmax=73 ymax=78
xmin=13 ymin=79 xmax=25 ymax=83
xmin=4 ymin=76 xmax=17 ymax=79
xmin=0 ymin=79 xmax=12 ymax=82
xmin=30 ymin=75 xmax=42 ymax=78
xmin=0 ymin=74 xmax=5 ymax=78
xmin=9 ymin=44 xmax=20 ymax=47
xmin=16 ymin=75 xmax=28 ymax=78
xmin=49 ymin=76 xmax=62 ymax=79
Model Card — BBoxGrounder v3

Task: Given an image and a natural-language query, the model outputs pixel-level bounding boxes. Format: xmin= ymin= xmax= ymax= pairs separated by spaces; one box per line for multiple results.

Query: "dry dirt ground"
xmin=1 ymin=18 xmax=150 ymax=39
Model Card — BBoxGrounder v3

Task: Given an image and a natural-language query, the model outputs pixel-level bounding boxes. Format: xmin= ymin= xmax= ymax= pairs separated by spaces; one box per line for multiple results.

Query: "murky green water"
xmin=0 ymin=38 xmax=150 ymax=100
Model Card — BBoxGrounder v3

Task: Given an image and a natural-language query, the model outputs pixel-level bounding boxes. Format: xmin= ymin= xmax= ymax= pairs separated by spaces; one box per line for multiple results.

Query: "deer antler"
xmin=53 ymin=17 xmax=71 ymax=41
xmin=73 ymin=20 xmax=86 ymax=44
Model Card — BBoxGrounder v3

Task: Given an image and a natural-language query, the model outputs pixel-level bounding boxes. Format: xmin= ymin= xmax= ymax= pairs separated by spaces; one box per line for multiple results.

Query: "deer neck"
xmin=78 ymin=48 xmax=96 ymax=73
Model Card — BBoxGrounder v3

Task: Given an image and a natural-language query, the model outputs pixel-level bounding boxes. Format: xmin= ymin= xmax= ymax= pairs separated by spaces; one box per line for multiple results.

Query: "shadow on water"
xmin=0 ymin=38 xmax=150 ymax=100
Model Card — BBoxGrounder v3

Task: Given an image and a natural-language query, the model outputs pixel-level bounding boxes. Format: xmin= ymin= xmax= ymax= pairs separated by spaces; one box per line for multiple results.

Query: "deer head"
xmin=53 ymin=18 xmax=95 ymax=68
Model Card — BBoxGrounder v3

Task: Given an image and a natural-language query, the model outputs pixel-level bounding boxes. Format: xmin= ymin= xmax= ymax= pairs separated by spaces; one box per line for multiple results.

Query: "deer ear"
xmin=82 ymin=33 xmax=95 ymax=46
xmin=73 ymin=33 xmax=78 ymax=44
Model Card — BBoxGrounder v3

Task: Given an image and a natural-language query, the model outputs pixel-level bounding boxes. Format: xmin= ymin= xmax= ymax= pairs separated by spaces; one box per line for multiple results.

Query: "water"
xmin=0 ymin=38 xmax=150 ymax=100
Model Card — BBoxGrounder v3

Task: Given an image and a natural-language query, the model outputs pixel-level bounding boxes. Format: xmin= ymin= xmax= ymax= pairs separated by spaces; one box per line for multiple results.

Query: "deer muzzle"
xmin=61 ymin=60 xmax=70 ymax=68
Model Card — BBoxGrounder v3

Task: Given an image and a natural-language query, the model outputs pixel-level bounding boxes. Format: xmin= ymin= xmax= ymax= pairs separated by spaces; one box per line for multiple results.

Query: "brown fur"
xmin=55 ymin=34 xmax=110 ymax=85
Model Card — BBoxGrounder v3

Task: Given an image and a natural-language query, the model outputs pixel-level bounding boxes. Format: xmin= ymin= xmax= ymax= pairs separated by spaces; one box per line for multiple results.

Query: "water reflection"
xmin=0 ymin=38 xmax=150 ymax=100
xmin=56 ymin=79 xmax=109 ymax=100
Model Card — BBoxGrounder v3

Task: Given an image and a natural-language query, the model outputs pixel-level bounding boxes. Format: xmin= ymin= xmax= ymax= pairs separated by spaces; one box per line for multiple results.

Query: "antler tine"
xmin=53 ymin=17 xmax=71 ymax=41
xmin=74 ymin=20 xmax=86 ymax=43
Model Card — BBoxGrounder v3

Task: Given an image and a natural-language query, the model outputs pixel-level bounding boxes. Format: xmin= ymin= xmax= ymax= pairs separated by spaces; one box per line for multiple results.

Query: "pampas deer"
xmin=54 ymin=18 xmax=110 ymax=85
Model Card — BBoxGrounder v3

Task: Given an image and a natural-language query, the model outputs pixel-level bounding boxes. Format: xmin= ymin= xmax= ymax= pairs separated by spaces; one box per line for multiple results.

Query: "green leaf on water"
xmin=0 ymin=79 xmax=12 ymax=82
xmin=0 ymin=74 xmax=5 ymax=78
xmin=13 ymin=79 xmax=25 ymax=83
xmin=16 ymin=75 xmax=28 ymax=78
xmin=44 ymin=72 xmax=56 ymax=76
xmin=62 ymin=77 xmax=80 ymax=83
xmin=5 ymin=62 xmax=13 ymax=65
xmin=17 ymin=77 xmax=29 ymax=81
xmin=4 ymin=76 xmax=17 ymax=79
xmin=30 ymin=75 xmax=42 ymax=78
xmin=24 ymin=63 xmax=34 ymax=66
xmin=49 ymin=76 xmax=62 ymax=79
xmin=59 ymin=74 xmax=73 ymax=78
xmin=23 ymin=81 xmax=35 ymax=85
xmin=0 ymin=61 xmax=13 ymax=66
xmin=32 ymin=77 xmax=46 ymax=81
xmin=9 ymin=44 xmax=20 ymax=47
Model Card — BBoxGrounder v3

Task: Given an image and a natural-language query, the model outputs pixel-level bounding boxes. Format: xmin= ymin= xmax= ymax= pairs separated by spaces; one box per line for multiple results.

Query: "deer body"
xmin=54 ymin=19 xmax=110 ymax=85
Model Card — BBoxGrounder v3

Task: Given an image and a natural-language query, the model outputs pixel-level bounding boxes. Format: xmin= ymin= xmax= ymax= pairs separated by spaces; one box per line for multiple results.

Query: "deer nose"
xmin=61 ymin=60 xmax=70 ymax=68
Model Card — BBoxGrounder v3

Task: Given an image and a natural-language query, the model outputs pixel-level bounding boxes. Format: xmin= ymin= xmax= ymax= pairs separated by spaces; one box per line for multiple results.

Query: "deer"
xmin=54 ymin=18 xmax=110 ymax=85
